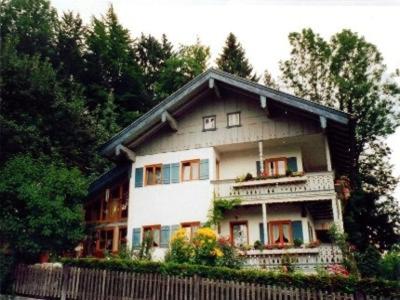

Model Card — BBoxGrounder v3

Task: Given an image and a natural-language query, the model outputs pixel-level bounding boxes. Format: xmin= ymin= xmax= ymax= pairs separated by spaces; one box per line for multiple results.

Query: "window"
xmin=264 ymin=158 xmax=287 ymax=176
xmin=230 ymin=221 xmax=248 ymax=247
xmin=203 ymin=115 xmax=216 ymax=131
xmin=99 ymin=229 xmax=114 ymax=252
xmin=181 ymin=160 xmax=200 ymax=181
xmin=269 ymin=221 xmax=292 ymax=245
xmin=227 ymin=112 xmax=241 ymax=127
xmin=181 ymin=222 xmax=200 ymax=240
xmin=119 ymin=227 xmax=127 ymax=249
xmin=145 ymin=164 xmax=162 ymax=185
xmin=143 ymin=225 xmax=161 ymax=247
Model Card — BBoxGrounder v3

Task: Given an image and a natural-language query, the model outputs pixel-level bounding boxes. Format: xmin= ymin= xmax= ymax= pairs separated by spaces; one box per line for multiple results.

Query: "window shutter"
xmin=259 ymin=223 xmax=265 ymax=245
xmin=292 ymin=220 xmax=303 ymax=242
xmin=135 ymin=168 xmax=143 ymax=188
xmin=160 ymin=226 xmax=170 ymax=248
xmin=170 ymin=224 xmax=180 ymax=236
xmin=287 ymin=157 xmax=298 ymax=172
xmin=132 ymin=228 xmax=141 ymax=248
xmin=162 ymin=164 xmax=171 ymax=184
xmin=256 ymin=161 xmax=261 ymax=176
xmin=199 ymin=159 xmax=209 ymax=180
xmin=170 ymin=163 xmax=180 ymax=183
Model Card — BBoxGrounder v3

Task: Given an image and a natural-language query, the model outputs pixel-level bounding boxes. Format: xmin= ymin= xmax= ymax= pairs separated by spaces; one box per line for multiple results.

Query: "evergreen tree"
xmin=84 ymin=5 xmax=146 ymax=127
xmin=155 ymin=39 xmax=210 ymax=100
xmin=135 ymin=33 xmax=173 ymax=103
xmin=280 ymin=28 xmax=400 ymax=251
xmin=216 ymin=33 xmax=258 ymax=81
xmin=263 ymin=69 xmax=279 ymax=89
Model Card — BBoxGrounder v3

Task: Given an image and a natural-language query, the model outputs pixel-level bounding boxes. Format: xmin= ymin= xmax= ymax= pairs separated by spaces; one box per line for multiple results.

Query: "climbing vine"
xmin=207 ymin=197 xmax=242 ymax=226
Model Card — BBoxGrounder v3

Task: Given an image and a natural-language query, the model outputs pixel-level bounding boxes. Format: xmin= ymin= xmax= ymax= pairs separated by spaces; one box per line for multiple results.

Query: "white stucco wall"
xmin=218 ymin=145 xmax=303 ymax=180
xmin=127 ymin=147 xmax=216 ymax=251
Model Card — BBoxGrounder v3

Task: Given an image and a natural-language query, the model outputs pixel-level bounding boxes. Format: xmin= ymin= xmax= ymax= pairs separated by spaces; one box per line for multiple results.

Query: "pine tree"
xmin=84 ymin=5 xmax=146 ymax=127
xmin=280 ymin=28 xmax=400 ymax=251
xmin=216 ymin=33 xmax=258 ymax=81
xmin=135 ymin=33 xmax=173 ymax=102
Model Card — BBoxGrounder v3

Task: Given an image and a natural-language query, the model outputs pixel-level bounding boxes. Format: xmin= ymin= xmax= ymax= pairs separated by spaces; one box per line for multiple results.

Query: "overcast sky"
xmin=52 ymin=0 xmax=400 ymax=201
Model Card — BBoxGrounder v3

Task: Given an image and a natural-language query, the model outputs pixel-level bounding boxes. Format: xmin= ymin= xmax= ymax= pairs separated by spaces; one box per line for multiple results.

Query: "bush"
xmin=379 ymin=245 xmax=400 ymax=281
xmin=355 ymin=245 xmax=381 ymax=278
xmin=165 ymin=229 xmax=193 ymax=264
xmin=61 ymin=258 xmax=400 ymax=296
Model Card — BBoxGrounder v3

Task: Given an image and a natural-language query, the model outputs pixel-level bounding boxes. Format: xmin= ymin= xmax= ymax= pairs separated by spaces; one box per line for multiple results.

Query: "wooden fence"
xmin=13 ymin=265 xmax=390 ymax=300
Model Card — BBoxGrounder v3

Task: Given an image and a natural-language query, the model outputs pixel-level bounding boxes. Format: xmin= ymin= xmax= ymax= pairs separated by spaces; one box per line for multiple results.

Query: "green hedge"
xmin=61 ymin=258 xmax=400 ymax=297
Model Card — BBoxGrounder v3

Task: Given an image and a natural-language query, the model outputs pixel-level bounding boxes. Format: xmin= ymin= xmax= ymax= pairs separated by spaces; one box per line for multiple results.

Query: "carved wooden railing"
xmin=212 ymin=172 xmax=335 ymax=201
xmin=243 ymin=244 xmax=342 ymax=272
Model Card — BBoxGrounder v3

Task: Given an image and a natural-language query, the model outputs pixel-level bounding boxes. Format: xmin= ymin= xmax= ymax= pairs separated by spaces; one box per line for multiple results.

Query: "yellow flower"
xmin=213 ymin=248 xmax=223 ymax=257
xmin=195 ymin=227 xmax=217 ymax=240
xmin=171 ymin=228 xmax=188 ymax=242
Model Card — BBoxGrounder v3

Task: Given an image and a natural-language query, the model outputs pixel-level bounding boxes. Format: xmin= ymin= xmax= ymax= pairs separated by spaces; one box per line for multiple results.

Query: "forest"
xmin=0 ymin=0 xmax=399 ymax=283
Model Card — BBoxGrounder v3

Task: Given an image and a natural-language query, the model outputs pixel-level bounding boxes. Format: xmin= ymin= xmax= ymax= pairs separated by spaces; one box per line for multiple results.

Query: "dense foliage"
xmin=277 ymin=28 xmax=400 ymax=252
xmin=62 ymin=258 xmax=400 ymax=296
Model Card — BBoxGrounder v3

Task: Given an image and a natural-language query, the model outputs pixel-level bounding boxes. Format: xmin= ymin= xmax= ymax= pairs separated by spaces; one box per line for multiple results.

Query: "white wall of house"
xmin=218 ymin=145 xmax=304 ymax=180
xmin=127 ymin=147 xmax=215 ymax=250
xmin=219 ymin=203 xmax=314 ymax=246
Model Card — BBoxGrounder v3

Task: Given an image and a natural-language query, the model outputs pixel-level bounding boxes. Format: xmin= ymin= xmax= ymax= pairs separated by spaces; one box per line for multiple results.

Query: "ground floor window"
xmin=143 ymin=225 xmax=161 ymax=247
xmin=230 ymin=221 xmax=248 ymax=247
xmin=269 ymin=221 xmax=292 ymax=245
xmin=181 ymin=222 xmax=200 ymax=240
xmin=99 ymin=229 xmax=114 ymax=252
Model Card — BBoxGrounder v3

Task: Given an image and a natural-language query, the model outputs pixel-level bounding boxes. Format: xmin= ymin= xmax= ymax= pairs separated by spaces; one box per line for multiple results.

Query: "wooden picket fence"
xmin=12 ymin=264 xmax=391 ymax=300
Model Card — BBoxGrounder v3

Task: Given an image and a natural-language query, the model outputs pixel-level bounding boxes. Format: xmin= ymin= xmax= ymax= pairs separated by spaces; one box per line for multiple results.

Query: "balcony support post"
xmin=262 ymin=203 xmax=268 ymax=245
xmin=324 ymin=135 xmax=332 ymax=172
xmin=331 ymin=197 xmax=344 ymax=232
xmin=258 ymin=141 xmax=264 ymax=174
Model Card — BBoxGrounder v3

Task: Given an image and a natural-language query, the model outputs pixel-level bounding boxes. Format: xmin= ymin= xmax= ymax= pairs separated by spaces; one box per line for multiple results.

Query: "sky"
xmin=52 ymin=0 xmax=400 ymax=201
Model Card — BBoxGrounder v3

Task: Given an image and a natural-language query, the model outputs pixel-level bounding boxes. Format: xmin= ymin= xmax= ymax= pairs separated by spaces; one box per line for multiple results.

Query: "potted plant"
xmin=293 ymin=238 xmax=303 ymax=248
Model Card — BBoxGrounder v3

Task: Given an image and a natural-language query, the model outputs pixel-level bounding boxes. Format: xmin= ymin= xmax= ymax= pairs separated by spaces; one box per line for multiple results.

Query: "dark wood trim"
xmin=229 ymin=220 xmax=249 ymax=247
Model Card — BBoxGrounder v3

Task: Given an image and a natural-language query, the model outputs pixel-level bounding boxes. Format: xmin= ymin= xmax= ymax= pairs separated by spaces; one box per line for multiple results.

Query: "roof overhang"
xmin=99 ymin=69 xmax=352 ymax=173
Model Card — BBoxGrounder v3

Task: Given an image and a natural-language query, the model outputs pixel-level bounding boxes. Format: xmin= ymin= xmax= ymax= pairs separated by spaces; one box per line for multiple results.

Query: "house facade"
xmin=83 ymin=69 xmax=352 ymax=270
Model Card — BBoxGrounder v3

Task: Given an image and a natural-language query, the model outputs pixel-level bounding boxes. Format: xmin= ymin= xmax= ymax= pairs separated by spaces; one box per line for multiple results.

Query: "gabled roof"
xmin=99 ymin=68 xmax=351 ymax=158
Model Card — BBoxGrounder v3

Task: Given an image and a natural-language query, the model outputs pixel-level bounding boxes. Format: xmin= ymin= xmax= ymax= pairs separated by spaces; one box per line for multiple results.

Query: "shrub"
xmin=379 ymin=245 xmax=400 ymax=281
xmin=216 ymin=236 xmax=243 ymax=268
xmin=165 ymin=228 xmax=193 ymax=264
xmin=355 ymin=245 xmax=381 ymax=278
xmin=61 ymin=258 xmax=400 ymax=296
xmin=192 ymin=227 xmax=220 ymax=266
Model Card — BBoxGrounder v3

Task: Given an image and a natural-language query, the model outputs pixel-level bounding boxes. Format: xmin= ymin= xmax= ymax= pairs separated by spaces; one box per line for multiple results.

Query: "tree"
xmin=55 ymin=11 xmax=86 ymax=80
xmin=84 ymin=5 xmax=146 ymax=127
xmin=0 ymin=155 xmax=88 ymax=261
xmin=263 ymin=69 xmax=279 ymax=89
xmin=135 ymin=33 xmax=173 ymax=103
xmin=0 ymin=0 xmax=58 ymax=59
xmin=216 ymin=33 xmax=258 ymax=81
xmin=280 ymin=28 xmax=400 ymax=251
xmin=155 ymin=39 xmax=210 ymax=100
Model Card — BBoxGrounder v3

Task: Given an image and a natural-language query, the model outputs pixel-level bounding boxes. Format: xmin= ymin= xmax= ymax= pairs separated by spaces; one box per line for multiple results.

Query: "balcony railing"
xmin=243 ymin=244 xmax=342 ymax=272
xmin=212 ymin=172 xmax=335 ymax=201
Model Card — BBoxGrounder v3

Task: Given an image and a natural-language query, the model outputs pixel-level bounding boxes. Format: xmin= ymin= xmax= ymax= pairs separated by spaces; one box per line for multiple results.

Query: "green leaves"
xmin=0 ymin=155 xmax=88 ymax=260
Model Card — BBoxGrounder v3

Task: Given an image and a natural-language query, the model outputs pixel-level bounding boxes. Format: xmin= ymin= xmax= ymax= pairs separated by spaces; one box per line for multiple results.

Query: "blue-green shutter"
xmin=292 ymin=221 xmax=303 ymax=242
xmin=170 ymin=163 xmax=180 ymax=183
xmin=259 ymin=223 xmax=265 ymax=245
xmin=256 ymin=161 xmax=261 ymax=176
xmin=132 ymin=228 xmax=141 ymax=248
xmin=199 ymin=159 xmax=209 ymax=180
xmin=162 ymin=164 xmax=171 ymax=184
xmin=160 ymin=226 xmax=170 ymax=248
xmin=135 ymin=168 xmax=143 ymax=187
xmin=287 ymin=157 xmax=298 ymax=172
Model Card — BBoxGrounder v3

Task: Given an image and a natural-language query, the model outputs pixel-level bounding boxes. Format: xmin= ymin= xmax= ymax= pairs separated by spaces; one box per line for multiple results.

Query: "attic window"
xmin=227 ymin=112 xmax=241 ymax=127
xmin=203 ymin=115 xmax=216 ymax=131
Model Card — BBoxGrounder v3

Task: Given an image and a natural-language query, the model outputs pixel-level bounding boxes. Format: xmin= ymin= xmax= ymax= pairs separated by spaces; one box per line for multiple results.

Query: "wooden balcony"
xmin=212 ymin=171 xmax=336 ymax=203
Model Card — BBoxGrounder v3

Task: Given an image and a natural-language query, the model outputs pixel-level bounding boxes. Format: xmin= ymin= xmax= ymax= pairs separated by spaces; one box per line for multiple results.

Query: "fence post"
xmin=354 ymin=290 xmax=366 ymax=300
xmin=193 ymin=275 xmax=200 ymax=300
xmin=60 ymin=266 xmax=69 ymax=300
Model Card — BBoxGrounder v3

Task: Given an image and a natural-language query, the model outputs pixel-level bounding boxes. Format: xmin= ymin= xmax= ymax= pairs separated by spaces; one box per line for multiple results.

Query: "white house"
xmin=83 ymin=69 xmax=352 ymax=270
